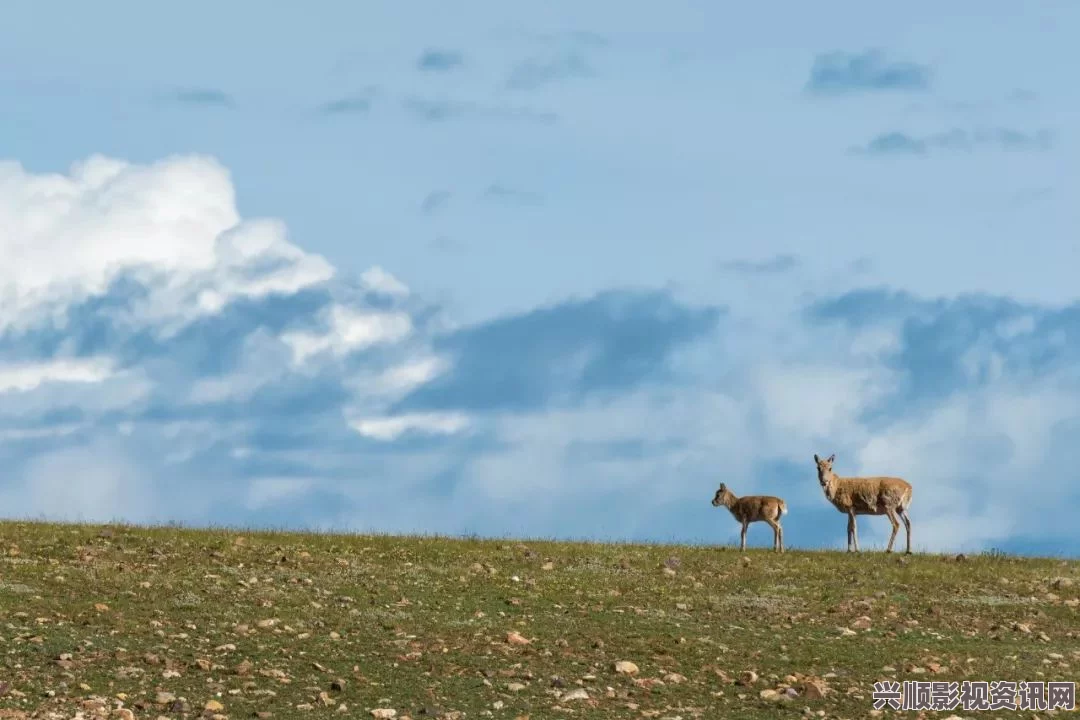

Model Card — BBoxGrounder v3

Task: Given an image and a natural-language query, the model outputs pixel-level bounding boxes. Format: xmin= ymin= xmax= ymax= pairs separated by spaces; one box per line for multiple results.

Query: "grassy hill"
xmin=0 ymin=521 xmax=1077 ymax=719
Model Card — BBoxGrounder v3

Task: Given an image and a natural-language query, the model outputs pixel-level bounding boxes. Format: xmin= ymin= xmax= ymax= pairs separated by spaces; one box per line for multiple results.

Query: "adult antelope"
xmin=813 ymin=453 xmax=913 ymax=554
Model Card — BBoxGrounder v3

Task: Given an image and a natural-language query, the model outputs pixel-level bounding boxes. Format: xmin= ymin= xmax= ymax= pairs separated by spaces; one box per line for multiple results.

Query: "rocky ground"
xmin=0 ymin=521 xmax=1077 ymax=719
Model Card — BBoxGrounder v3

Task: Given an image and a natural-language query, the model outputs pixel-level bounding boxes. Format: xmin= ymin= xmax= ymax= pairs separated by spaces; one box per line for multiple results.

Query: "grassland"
xmin=0 ymin=521 xmax=1077 ymax=720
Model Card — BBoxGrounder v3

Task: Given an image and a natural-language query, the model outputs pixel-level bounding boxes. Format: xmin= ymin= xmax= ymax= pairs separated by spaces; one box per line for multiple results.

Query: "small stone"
xmin=562 ymin=688 xmax=589 ymax=701
xmin=371 ymin=710 xmax=397 ymax=719
xmin=663 ymin=672 xmax=687 ymax=684
xmin=507 ymin=682 xmax=526 ymax=692
xmin=741 ymin=556 xmax=751 ymax=567
xmin=614 ymin=661 xmax=639 ymax=675
xmin=205 ymin=700 xmax=225 ymax=712
xmin=739 ymin=670 xmax=759 ymax=685
xmin=838 ymin=627 xmax=857 ymax=637
xmin=541 ymin=561 xmax=554 ymax=571
xmin=662 ymin=567 xmax=677 ymax=577
xmin=852 ymin=616 xmax=872 ymax=630
xmin=506 ymin=631 xmax=530 ymax=646
xmin=760 ymin=689 xmax=780 ymax=700
xmin=804 ymin=680 xmax=828 ymax=699
xmin=154 ymin=691 xmax=177 ymax=705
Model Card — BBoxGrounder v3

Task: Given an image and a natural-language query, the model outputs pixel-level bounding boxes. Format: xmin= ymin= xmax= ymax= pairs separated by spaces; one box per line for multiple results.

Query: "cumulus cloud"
xmin=3 ymin=153 xmax=1079 ymax=557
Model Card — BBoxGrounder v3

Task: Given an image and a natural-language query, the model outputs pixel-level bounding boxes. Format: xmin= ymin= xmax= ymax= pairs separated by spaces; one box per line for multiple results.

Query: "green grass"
xmin=0 ymin=520 xmax=1077 ymax=719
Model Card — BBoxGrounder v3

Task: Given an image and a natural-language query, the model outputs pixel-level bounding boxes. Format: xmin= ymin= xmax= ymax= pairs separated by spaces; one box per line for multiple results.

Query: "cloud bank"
xmin=1 ymin=154 xmax=1078 ymax=557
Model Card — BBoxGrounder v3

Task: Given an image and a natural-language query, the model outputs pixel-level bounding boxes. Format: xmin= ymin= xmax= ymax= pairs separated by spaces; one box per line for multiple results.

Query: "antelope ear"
xmin=827 ymin=453 xmax=835 ymax=463
xmin=718 ymin=483 xmax=726 ymax=491
xmin=813 ymin=454 xmax=820 ymax=463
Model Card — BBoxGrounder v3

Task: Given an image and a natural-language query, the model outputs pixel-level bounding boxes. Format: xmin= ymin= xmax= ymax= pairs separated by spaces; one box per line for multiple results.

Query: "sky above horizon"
xmin=2 ymin=1 xmax=1079 ymax=556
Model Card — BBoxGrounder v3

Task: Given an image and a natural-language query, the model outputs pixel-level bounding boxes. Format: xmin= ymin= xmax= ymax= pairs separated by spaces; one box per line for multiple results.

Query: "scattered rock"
xmin=561 ymin=688 xmax=589 ymax=702
xmin=739 ymin=670 xmax=758 ymax=685
xmin=838 ymin=627 xmax=857 ymax=637
xmin=204 ymin=700 xmax=224 ymax=712
xmin=759 ymin=688 xmax=780 ymax=700
xmin=852 ymin=616 xmax=872 ymax=630
xmin=803 ymin=680 xmax=828 ymax=699
xmin=663 ymin=672 xmax=687 ymax=684
xmin=154 ymin=692 xmax=176 ymax=705
xmin=371 ymin=710 xmax=397 ymax=719
xmin=507 ymin=682 xmax=526 ymax=692
xmin=614 ymin=661 xmax=639 ymax=675
xmin=741 ymin=556 xmax=751 ymax=567
xmin=541 ymin=561 xmax=554 ymax=571
xmin=506 ymin=631 xmax=530 ymax=646
xmin=1051 ymin=577 xmax=1074 ymax=589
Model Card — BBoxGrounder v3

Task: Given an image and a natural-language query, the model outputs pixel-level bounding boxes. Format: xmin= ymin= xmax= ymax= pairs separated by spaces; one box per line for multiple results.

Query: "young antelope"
xmin=813 ymin=453 xmax=914 ymax=554
xmin=710 ymin=483 xmax=788 ymax=552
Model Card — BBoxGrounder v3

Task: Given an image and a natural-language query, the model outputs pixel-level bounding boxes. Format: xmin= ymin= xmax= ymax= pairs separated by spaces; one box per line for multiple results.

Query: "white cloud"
xmin=753 ymin=362 xmax=894 ymax=458
xmin=348 ymin=412 xmax=469 ymax=440
xmin=0 ymin=357 xmax=114 ymax=393
xmin=282 ymin=305 xmax=413 ymax=365
xmin=360 ymin=266 xmax=410 ymax=298
xmin=0 ymin=155 xmax=334 ymax=333
xmin=358 ymin=356 xmax=450 ymax=395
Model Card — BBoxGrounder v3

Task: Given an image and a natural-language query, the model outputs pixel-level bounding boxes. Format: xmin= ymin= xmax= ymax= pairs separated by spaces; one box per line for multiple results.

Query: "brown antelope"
xmin=711 ymin=483 xmax=788 ymax=552
xmin=813 ymin=453 xmax=913 ymax=554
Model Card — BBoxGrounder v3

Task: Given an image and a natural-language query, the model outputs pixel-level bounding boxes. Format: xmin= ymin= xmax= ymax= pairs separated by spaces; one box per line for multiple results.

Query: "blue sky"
xmin=1 ymin=1 xmax=1078 ymax=555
